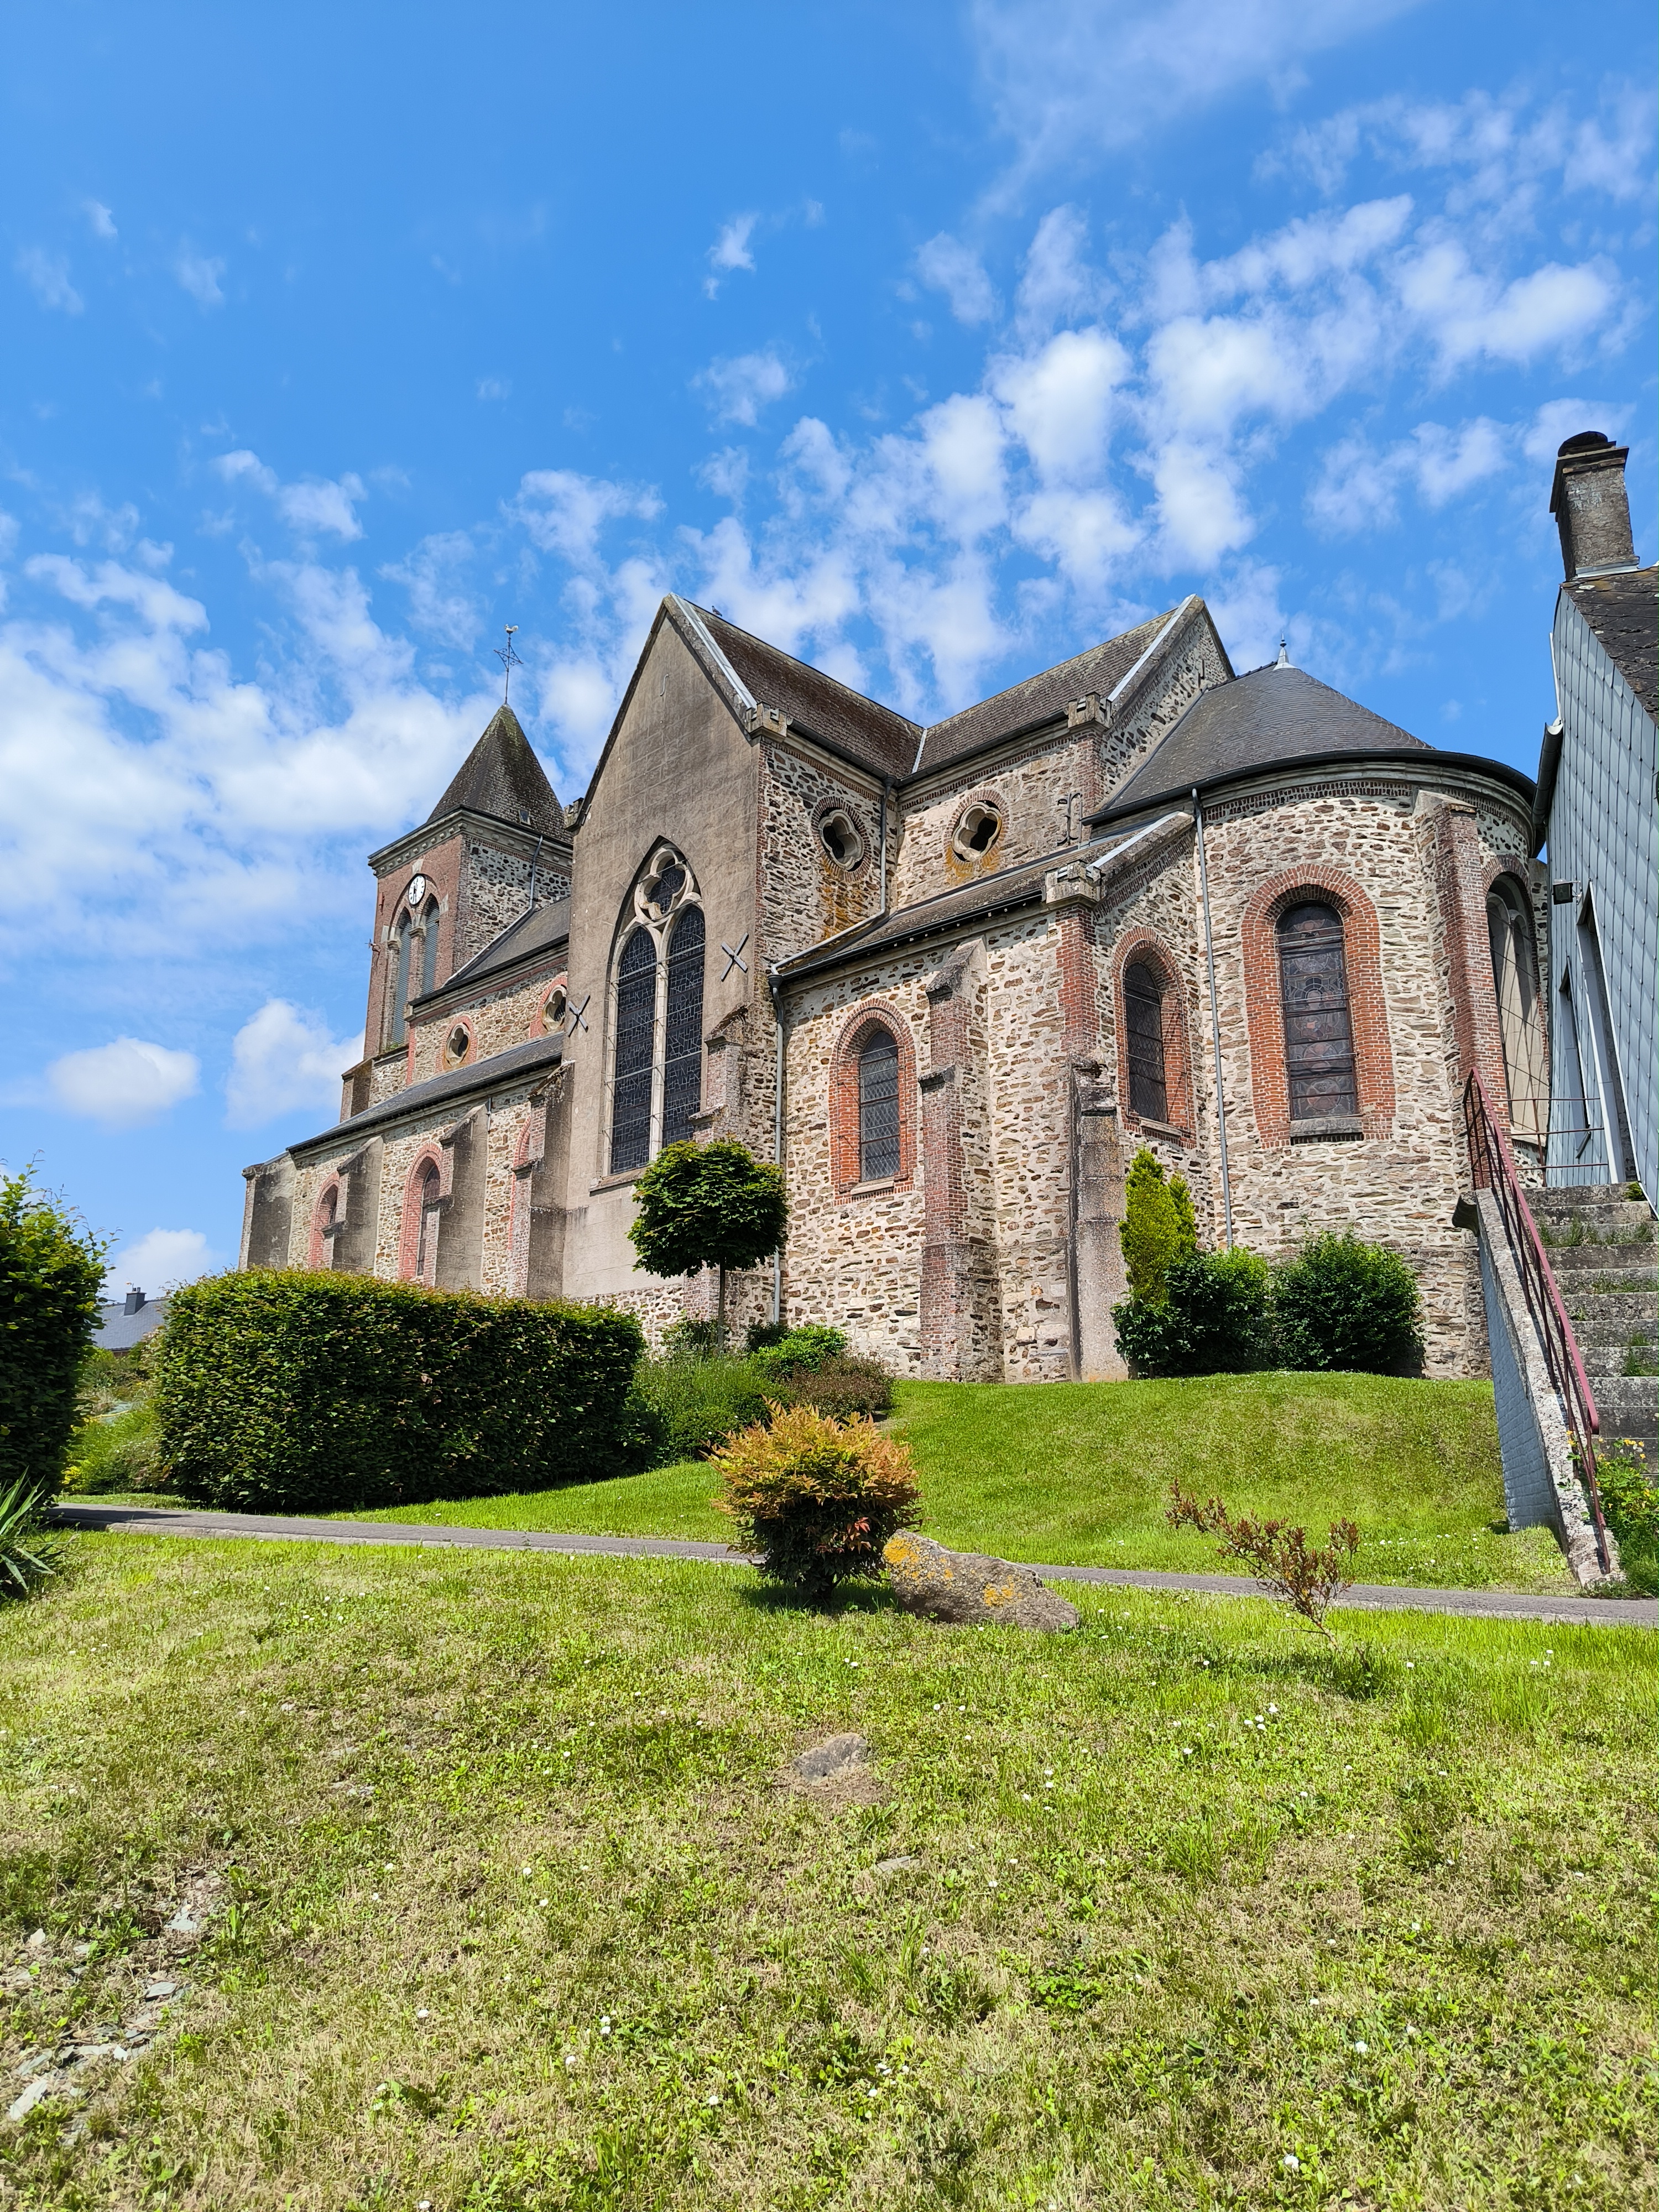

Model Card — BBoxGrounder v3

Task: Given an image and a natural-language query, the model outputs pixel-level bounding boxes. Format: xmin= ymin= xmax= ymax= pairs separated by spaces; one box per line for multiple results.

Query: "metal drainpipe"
xmin=1193 ymin=787 xmax=1234 ymax=1249
xmin=768 ymin=964 xmax=787 ymax=1326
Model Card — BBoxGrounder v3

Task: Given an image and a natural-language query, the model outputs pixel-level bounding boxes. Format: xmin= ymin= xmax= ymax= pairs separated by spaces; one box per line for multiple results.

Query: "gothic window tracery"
xmin=1277 ymin=901 xmax=1359 ymax=1120
xmin=607 ymin=847 xmax=705 ymax=1175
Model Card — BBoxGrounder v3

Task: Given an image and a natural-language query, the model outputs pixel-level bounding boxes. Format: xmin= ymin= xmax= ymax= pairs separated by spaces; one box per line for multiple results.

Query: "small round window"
xmin=817 ymin=808 xmax=864 ymax=870
xmin=542 ymin=984 xmax=568 ymax=1033
xmin=952 ymin=800 xmax=1004 ymax=861
xmin=442 ymin=1023 xmax=472 ymax=1070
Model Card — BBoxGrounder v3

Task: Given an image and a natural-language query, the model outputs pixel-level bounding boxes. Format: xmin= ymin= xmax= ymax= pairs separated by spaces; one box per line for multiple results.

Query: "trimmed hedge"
xmin=1112 ymin=1249 xmax=1274 ymax=1378
xmin=154 ymin=1270 xmax=648 ymax=1512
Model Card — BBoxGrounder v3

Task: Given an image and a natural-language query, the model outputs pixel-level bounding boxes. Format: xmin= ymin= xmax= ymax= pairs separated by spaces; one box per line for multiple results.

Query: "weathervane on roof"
xmin=494 ymin=624 xmax=524 ymax=703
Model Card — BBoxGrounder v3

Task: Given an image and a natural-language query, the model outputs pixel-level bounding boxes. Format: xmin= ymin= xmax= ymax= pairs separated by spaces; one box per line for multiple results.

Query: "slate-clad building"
xmin=243 ymin=589 xmax=1545 ymax=1381
xmin=1531 ymin=434 xmax=1657 ymax=1203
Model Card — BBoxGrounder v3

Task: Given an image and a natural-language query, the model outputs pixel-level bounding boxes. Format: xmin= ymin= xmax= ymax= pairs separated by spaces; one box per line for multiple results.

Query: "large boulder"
xmin=882 ymin=1531 xmax=1079 ymax=1631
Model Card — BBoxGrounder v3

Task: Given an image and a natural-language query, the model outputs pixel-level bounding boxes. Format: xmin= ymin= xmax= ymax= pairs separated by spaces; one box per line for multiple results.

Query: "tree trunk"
xmin=714 ymin=1261 xmax=726 ymax=1354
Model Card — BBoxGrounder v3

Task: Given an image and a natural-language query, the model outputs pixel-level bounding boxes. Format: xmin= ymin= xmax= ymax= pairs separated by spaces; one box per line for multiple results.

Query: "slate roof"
xmin=778 ymin=831 xmax=1141 ymax=979
xmin=690 ymin=605 xmax=922 ymax=781
xmin=426 ymin=705 xmax=567 ymax=835
xmin=916 ymin=609 xmax=1177 ymax=774
xmin=1095 ymin=661 xmax=1428 ymax=821
xmin=306 ymin=1034 xmax=564 ymax=1153
xmin=95 ymin=1296 xmax=170 ymax=1350
xmin=1564 ymin=567 xmax=1658 ymax=721
xmin=418 ymin=897 xmax=570 ymax=1005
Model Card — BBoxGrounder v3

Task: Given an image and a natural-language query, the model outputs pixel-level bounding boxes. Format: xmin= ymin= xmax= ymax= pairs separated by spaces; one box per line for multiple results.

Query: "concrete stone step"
xmin=1570 ymin=1306 xmax=1657 ymax=1352
xmin=1593 ymin=1375 xmax=1658 ymax=1441
xmin=1545 ymin=1240 xmax=1658 ymax=1276
xmin=1564 ymin=1289 xmax=1656 ymax=1329
xmin=1530 ymin=1182 xmax=1634 ymax=1213
xmin=1537 ymin=1201 xmax=1657 ymax=1248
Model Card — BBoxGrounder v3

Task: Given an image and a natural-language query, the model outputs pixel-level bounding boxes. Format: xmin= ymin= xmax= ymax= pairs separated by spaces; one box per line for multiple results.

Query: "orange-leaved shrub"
xmin=712 ymin=1402 xmax=920 ymax=1599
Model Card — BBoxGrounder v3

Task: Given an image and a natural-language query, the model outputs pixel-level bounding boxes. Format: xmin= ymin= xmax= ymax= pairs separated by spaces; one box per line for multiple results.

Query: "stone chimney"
xmin=1550 ymin=431 xmax=1638 ymax=580
xmin=123 ymin=1286 xmax=144 ymax=1314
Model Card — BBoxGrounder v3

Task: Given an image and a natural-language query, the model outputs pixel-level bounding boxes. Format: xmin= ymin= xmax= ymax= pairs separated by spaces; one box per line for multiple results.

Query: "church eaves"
xmin=425 ymin=703 xmax=567 ymax=834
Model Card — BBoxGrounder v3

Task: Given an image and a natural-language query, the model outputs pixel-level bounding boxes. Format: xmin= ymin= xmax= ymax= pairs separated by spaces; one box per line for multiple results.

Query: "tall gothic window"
xmin=1277 ymin=901 xmax=1358 ymax=1120
xmin=610 ymin=928 xmax=656 ymax=1173
xmin=1123 ymin=960 xmax=1169 ymax=1121
xmin=389 ymin=914 xmax=414 ymax=1047
xmin=419 ymin=898 xmax=441 ymax=998
xmin=661 ymin=906 xmax=705 ymax=1149
xmin=858 ymin=1029 xmax=900 ymax=1181
xmin=414 ymin=1165 xmax=441 ymax=1281
xmin=1486 ymin=877 xmax=1547 ymax=1143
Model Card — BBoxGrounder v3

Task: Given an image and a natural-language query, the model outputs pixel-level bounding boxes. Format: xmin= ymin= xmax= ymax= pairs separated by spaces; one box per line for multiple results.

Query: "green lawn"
xmin=0 ymin=1532 xmax=1650 ymax=2209
xmin=345 ymin=1374 xmax=1575 ymax=1594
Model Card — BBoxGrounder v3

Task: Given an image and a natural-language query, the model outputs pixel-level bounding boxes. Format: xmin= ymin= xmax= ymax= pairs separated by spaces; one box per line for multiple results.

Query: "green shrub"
xmin=62 ymin=1401 xmax=161 ymax=1495
xmin=1113 ymin=1249 xmax=1273 ymax=1378
xmin=1594 ymin=1439 xmax=1657 ymax=1595
xmin=153 ymin=1270 xmax=647 ymax=1512
xmin=712 ymin=1402 xmax=921 ymax=1599
xmin=1119 ymin=1149 xmax=1197 ymax=1305
xmin=748 ymin=1325 xmax=848 ymax=1383
xmin=0 ymin=1478 xmax=61 ymax=1600
xmin=770 ymin=1356 xmax=893 ymax=1421
xmin=631 ymin=1353 xmax=771 ymax=1463
xmin=628 ymin=1140 xmax=789 ymax=1346
xmin=0 ymin=1168 xmax=106 ymax=1501
xmin=1275 ymin=1232 xmax=1425 ymax=1375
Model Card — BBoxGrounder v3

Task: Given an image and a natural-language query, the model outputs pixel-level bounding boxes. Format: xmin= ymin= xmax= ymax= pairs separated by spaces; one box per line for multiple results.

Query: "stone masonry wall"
xmin=456 ymin=841 xmax=570 ymax=970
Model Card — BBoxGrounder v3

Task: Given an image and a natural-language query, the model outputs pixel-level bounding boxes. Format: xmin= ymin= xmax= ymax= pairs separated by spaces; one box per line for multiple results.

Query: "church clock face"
xmin=406 ymin=874 xmax=427 ymax=908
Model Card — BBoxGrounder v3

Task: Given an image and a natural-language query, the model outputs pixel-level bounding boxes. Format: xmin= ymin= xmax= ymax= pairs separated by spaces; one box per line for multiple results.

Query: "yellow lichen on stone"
xmin=982 ymin=1580 xmax=1016 ymax=1608
xmin=883 ymin=1535 xmax=920 ymax=1569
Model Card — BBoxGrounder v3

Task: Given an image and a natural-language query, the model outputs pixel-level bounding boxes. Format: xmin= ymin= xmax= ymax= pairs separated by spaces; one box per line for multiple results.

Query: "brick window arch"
xmin=1110 ymin=930 xmax=1196 ymax=1140
xmin=1241 ymin=868 xmax=1394 ymax=1146
xmin=398 ymin=1147 xmax=446 ymax=1282
xmin=830 ymin=1004 xmax=917 ymax=1197
xmin=308 ymin=1178 xmax=343 ymax=1270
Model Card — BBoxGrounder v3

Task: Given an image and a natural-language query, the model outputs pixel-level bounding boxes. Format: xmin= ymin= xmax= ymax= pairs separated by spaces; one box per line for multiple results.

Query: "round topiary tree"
xmin=628 ymin=1139 xmax=789 ymax=1349
xmin=1274 ymin=1232 xmax=1425 ymax=1375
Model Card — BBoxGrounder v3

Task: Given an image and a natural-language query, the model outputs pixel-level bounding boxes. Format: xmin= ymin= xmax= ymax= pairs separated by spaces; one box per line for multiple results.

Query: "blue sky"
xmin=2 ymin=0 xmax=1653 ymax=1289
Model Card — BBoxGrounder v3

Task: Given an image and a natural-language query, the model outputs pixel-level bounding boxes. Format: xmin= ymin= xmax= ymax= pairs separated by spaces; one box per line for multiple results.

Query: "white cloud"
xmin=1521 ymin=398 xmax=1630 ymax=467
xmin=225 ymin=999 xmax=363 ymax=1128
xmin=969 ymin=0 xmax=1426 ymax=190
xmin=174 ymin=245 xmax=226 ymax=307
xmin=1395 ymin=246 xmax=1618 ymax=368
xmin=693 ymin=351 xmax=795 ymax=426
xmin=916 ymin=233 xmax=998 ymax=325
xmin=513 ymin=471 xmax=662 ymax=565
xmin=104 ymin=1227 xmax=216 ymax=1293
xmin=995 ymin=327 xmax=1130 ymax=483
xmin=1014 ymin=206 xmax=1104 ymax=335
xmin=383 ymin=529 xmax=479 ymax=648
xmin=214 ymin=450 xmax=366 ymax=539
xmin=1307 ymin=416 xmax=1510 ymax=536
xmin=16 ymin=248 xmax=82 ymax=315
xmin=705 ymin=214 xmax=759 ymax=296
xmin=85 ymin=200 xmax=117 ymax=239
xmin=48 ymin=1037 xmax=200 ymax=1127
xmin=476 ymin=375 xmax=511 ymax=401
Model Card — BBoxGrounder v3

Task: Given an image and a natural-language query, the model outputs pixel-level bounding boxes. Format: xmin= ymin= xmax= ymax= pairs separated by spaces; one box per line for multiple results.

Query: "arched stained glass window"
xmin=858 ymin=1029 xmax=900 ymax=1182
xmin=661 ymin=906 xmax=705 ymax=1151
xmin=1277 ymin=902 xmax=1358 ymax=1119
xmin=414 ymin=1165 xmax=441 ymax=1281
xmin=609 ymin=928 xmax=657 ymax=1173
xmin=1123 ymin=960 xmax=1168 ymax=1121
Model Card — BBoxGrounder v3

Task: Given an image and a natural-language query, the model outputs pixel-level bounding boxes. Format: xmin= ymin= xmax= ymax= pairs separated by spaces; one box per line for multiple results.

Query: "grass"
xmin=340 ymin=1374 xmax=1575 ymax=1594
xmin=0 ymin=1532 xmax=1652 ymax=2209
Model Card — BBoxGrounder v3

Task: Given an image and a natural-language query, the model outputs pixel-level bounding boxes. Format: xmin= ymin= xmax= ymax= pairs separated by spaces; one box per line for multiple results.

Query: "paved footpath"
xmin=53 ymin=1501 xmax=1653 ymax=1629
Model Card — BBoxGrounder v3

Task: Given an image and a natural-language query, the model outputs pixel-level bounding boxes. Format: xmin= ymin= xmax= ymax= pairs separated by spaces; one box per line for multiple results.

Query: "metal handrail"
xmin=1463 ymin=1067 xmax=1609 ymax=1569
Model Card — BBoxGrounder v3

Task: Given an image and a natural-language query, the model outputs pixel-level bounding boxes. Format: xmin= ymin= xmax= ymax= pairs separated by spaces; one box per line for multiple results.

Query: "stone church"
xmin=241 ymin=592 xmax=1547 ymax=1381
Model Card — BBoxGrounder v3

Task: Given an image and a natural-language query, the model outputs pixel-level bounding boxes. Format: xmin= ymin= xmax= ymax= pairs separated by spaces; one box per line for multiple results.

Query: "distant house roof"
xmin=1564 ymin=567 xmax=1658 ymax=722
xmin=916 ymin=609 xmax=1180 ymax=775
xmin=1094 ymin=660 xmax=1432 ymax=821
xmin=309 ymin=1033 xmax=565 ymax=1153
xmin=96 ymin=1295 xmax=170 ymax=1350
xmin=418 ymin=896 xmax=571 ymax=1005
xmin=690 ymin=604 xmax=922 ymax=781
xmin=426 ymin=704 xmax=568 ymax=836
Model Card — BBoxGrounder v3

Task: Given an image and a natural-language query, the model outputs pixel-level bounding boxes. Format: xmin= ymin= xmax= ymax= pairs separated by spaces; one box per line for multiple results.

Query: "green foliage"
xmin=0 ymin=1168 xmax=107 ymax=1501
xmin=769 ymin=1356 xmax=894 ymax=1421
xmin=0 ymin=1476 xmax=62 ymax=1599
xmin=1275 ymin=1230 xmax=1425 ymax=1375
xmin=1168 ymin=1479 xmax=1359 ymax=1638
xmin=152 ymin=1270 xmax=648 ymax=1512
xmin=61 ymin=1400 xmax=161 ymax=1495
xmin=630 ymin=1353 xmax=771 ymax=1463
xmin=628 ymin=1140 xmax=788 ymax=1282
xmin=747 ymin=1325 xmax=848 ymax=1381
xmin=1118 ymin=1148 xmax=1197 ymax=1306
xmin=1113 ymin=1248 xmax=1274 ymax=1378
xmin=712 ymin=1401 xmax=921 ymax=1598
xmin=1594 ymin=1439 xmax=1658 ymax=1595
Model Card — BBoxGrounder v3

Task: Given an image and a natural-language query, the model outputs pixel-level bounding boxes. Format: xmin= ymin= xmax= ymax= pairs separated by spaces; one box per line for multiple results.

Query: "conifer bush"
xmin=154 ymin=1270 xmax=648 ymax=1512
xmin=712 ymin=1402 xmax=920 ymax=1599
xmin=1274 ymin=1231 xmax=1425 ymax=1376
xmin=0 ymin=1167 xmax=106 ymax=1503
xmin=1118 ymin=1148 xmax=1197 ymax=1303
